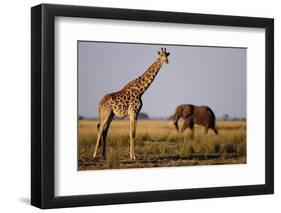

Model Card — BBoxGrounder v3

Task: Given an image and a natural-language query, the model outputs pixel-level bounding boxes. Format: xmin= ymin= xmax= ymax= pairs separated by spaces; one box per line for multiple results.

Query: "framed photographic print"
xmin=31 ymin=3 xmax=274 ymax=209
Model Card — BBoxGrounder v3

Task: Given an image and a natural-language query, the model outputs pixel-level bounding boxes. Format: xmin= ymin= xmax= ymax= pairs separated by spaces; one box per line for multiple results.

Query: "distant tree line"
xmin=220 ymin=114 xmax=246 ymax=121
xmin=79 ymin=113 xmax=245 ymax=121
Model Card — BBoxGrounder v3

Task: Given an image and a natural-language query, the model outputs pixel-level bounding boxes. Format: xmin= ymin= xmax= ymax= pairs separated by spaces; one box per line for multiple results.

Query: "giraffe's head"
xmin=158 ymin=48 xmax=170 ymax=64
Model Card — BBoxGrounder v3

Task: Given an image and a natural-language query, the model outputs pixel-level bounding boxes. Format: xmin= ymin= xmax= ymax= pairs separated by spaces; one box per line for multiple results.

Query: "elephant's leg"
xmin=101 ymin=113 xmax=114 ymax=159
xmin=210 ymin=122 xmax=219 ymax=135
xmin=181 ymin=117 xmax=191 ymax=132
xmin=182 ymin=117 xmax=194 ymax=141
xmin=173 ymin=115 xmax=181 ymax=132
xmin=204 ymin=126 xmax=209 ymax=135
xmin=189 ymin=122 xmax=195 ymax=140
xmin=213 ymin=127 xmax=219 ymax=135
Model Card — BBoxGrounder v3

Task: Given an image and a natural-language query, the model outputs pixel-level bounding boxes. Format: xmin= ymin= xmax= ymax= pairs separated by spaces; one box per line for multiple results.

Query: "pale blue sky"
xmin=78 ymin=41 xmax=246 ymax=119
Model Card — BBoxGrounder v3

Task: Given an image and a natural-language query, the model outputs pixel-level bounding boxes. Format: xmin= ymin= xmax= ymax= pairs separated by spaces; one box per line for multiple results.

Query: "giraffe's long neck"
xmin=124 ymin=58 xmax=163 ymax=96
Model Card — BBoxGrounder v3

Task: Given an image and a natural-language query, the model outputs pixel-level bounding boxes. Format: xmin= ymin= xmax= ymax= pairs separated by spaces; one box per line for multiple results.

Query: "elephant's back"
xmin=194 ymin=106 xmax=216 ymax=122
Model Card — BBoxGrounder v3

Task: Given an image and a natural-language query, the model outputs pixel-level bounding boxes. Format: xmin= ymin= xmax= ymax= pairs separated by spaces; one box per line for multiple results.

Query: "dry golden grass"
xmin=78 ymin=119 xmax=246 ymax=170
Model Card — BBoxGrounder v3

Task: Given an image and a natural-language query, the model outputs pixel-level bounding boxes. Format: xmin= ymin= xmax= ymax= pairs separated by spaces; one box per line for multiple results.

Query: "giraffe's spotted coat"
xmin=93 ymin=48 xmax=170 ymax=160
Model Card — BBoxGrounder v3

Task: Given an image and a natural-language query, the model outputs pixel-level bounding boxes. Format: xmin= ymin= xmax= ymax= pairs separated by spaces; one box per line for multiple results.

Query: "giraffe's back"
xmin=98 ymin=89 xmax=144 ymax=119
xmin=99 ymin=91 xmax=128 ymax=119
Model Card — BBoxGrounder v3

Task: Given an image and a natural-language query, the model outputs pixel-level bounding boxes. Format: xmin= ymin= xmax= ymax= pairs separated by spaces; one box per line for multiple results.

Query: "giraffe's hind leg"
xmin=102 ymin=113 xmax=114 ymax=159
xmin=93 ymin=111 xmax=112 ymax=159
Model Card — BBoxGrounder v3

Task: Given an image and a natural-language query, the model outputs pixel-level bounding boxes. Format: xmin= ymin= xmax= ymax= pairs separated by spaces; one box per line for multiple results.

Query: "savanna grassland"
xmin=78 ymin=119 xmax=246 ymax=170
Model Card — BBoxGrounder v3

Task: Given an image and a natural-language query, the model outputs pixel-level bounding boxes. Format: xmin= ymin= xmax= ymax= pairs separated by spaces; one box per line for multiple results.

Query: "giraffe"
xmin=93 ymin=48 xmax=170 ymax=160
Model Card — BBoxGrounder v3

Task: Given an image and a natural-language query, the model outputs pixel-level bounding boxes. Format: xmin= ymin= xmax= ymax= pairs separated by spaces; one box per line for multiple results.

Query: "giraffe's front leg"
xmin=129 ymin=114 xmax=137 ymax=160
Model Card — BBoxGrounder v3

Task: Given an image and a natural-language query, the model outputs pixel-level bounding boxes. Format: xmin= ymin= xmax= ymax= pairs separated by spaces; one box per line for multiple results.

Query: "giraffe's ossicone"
xmin=93 ymin=48 xmax=170 ymax=160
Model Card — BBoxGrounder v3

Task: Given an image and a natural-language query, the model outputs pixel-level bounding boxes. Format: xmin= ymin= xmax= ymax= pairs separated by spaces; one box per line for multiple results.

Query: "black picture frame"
xmin=31 ymin=3 xmax=274 ymax=209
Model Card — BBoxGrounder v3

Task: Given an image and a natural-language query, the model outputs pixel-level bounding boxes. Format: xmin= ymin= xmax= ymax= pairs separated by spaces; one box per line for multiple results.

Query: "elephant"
xmin=173 ymin=104 xmax=218 ymax=139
